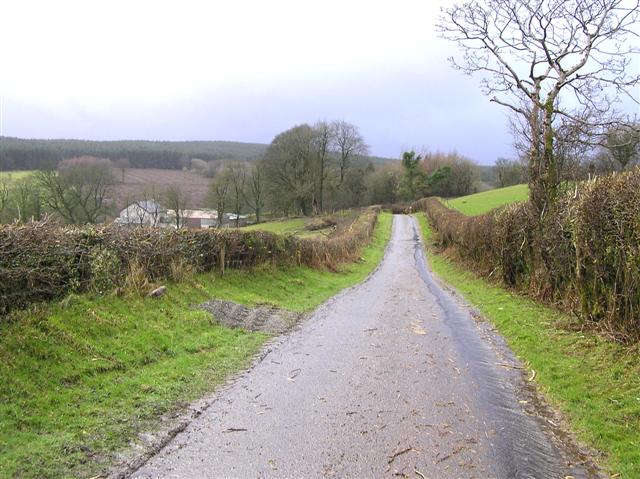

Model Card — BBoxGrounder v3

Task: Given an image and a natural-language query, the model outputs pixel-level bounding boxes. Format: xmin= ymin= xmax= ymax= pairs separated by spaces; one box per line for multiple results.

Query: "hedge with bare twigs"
xmin=414 ymin=169 xmax=640 ymax=341
xmin=0 ymin=206 xmax=380 ymax=316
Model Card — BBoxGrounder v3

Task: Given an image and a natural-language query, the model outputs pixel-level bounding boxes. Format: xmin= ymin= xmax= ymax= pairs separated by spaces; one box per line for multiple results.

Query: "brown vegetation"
xmin=111 ymin=168 xmax=211 ymax=210
xmin=0 ymin=207 xmax=380 ymax=316
xmin=413 ymin=168 xmax=640 ymax=341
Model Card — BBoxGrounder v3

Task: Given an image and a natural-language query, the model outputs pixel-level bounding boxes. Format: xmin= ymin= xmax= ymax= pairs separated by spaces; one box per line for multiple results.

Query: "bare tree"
xmin=36 ymin=156 xmax=114 ymax=224
xmin=209 ymin=167 xmax=232 ymax=227
xmin=314 ymin=121 xmax=334 ymax=212
xmin=244 ymin=161 xmax=266 ymax=224
xmin=120 ymin=186 xmax=164 ymax=226
xmin=12 ymin=177 xmax=43 ymax=222
xmin=263 ymin=124 xmax=318 ymax=216
xmin=331 ymin=120 xmax=369 ymax=187
xmin=164 ymin=185 xmax=189 ymax=228
xmin=495 ymin=158 xmax=525 ymax=187
xmin=439 ymin=0 xmax=640 ymax=216
xmin=115 ymin=158 xmax=130 ymax=183
xmin=228 ymin=162 xmax=247 ymax=227
xmin=605 ymin=123 xmax=640 ymax=169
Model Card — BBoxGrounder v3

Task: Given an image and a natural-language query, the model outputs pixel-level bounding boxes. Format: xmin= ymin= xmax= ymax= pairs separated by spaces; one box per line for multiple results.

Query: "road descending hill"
xmin=131 ymin=215 xmax=591 ymax=479
xmin=447 ymin=184 xmax=529 ymax=216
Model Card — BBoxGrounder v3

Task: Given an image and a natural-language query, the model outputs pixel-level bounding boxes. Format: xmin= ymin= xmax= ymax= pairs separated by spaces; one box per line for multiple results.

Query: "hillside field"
xmin=446 ymin=184 xmax=529 ymax=215
xmin=0 ymin=169 xmax=211 ymax=210
xmin=244 ymin=211 xmax=362 ymax=238
xmin=0 ymin=171 xmax=33 ymax=181
xmin=111 ymin=168 xmax=211 ymax=209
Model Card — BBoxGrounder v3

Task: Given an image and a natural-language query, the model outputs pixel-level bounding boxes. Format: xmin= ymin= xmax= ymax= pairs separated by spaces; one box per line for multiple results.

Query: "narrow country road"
xmin=131 ymin=215 xmax=590 ymax=479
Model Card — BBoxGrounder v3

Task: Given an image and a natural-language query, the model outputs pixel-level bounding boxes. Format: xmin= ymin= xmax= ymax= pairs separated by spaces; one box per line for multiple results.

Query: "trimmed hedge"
xmin=0 ymin=207 xmax=380 ymax=316
xmin=415 ymin=169 xmax=640 ymax=341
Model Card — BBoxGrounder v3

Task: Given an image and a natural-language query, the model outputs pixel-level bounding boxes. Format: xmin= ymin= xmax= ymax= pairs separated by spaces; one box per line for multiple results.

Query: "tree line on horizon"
xmin=1 ymin=115 xmax=636 ymax=226
xmin=0 ymin=121 xmax=487 ymax=225
xmin=0 ymin=137 xmax=268 ymax=171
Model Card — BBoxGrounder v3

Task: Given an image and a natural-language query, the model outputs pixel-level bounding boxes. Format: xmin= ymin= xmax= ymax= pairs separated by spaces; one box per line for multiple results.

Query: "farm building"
xmin=165 ymin=209 xmax=218 ymax=229
xmin=116 ymin=201 xmax=248 ymax=228
xmin=115 ymin=200 xmax=165 ymax=226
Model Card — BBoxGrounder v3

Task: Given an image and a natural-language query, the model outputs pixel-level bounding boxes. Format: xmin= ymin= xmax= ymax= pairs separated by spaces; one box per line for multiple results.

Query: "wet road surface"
xmin=131 ymin=215 xmax=590 ymax=478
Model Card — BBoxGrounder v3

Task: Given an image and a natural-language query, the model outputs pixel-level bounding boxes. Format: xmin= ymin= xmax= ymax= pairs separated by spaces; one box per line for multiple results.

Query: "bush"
xmin=0 ymin=207 xmax=380 ymax=316
xmin=414 ymin=168 xmax=640 ymax=341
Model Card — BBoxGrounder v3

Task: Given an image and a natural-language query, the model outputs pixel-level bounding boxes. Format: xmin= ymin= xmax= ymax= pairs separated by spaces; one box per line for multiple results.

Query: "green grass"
xmin=0 ymin=212 xmax=392 ymax=478
xmin=0 ymin=171 xmax=34 ymax=181
xmin=446 ymin=184 xmax=529 ymax=216
xmin=244 ymin=217 xmax=311 ymax=235
xmin=243 ymin=216 xmax=338 ymax=238
xmin=416 ymin=213 xmax=640 ymax=477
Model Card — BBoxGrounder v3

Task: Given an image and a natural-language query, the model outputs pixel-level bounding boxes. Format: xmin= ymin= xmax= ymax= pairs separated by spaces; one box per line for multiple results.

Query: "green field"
xmin=0 ymin=170 xmax=33 ymax=181
xmin=244 ymin=217 xmax=317 ymax=236
xmin=416 ymin=214 xmax=640 ymax=476
xmin=244 ymin=215 xmax=345 ymax=238
xmin=0 ymin=213 xmax=392 ymax=478
xmin=446 ymin=184 xmax=529 ymax=215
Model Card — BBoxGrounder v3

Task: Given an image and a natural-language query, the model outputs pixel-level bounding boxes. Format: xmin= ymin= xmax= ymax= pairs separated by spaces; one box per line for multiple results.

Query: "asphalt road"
xmin=131 ymin=215 xmax=591 ymax=478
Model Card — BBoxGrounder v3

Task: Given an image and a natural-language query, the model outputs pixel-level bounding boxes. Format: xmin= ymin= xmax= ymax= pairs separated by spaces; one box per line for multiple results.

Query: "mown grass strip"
xmin=0 ymin=212 xmax=392 ymax=478
xmin=416 ymin=213 xmax=640 ymax=477
xmin=445 ymin=183 xmax=529 ymax=216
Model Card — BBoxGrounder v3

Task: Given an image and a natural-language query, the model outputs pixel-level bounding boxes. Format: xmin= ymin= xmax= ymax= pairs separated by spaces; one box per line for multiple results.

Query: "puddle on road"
xmin=410 ymin=218 xmax=593 ymax=479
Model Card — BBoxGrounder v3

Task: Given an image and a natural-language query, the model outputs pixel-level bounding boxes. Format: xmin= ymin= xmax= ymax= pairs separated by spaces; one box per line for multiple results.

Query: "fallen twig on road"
xmin=388 ymin=446 xmax=413 ymax=465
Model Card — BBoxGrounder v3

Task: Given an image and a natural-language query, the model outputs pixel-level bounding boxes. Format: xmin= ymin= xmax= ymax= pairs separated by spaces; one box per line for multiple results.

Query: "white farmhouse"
xmin=115 ymin=200 xmax=165 ymax=226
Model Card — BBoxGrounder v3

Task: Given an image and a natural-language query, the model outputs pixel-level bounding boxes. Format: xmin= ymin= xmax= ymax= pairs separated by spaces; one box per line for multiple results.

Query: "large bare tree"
xmin=331 ymin=120 xmax=369 ymax=187
xmin=244 ymin=161 xmax=266 ymax=224
xmin=314 ymin=121 xmax=333 ymax=213
xmin=36 ymin=156 xmax=114 ymax=224
xmin=263 ymin=124 xmax=318 ymax=216
xmin=439 ymin=0 xmax=640 ymax=216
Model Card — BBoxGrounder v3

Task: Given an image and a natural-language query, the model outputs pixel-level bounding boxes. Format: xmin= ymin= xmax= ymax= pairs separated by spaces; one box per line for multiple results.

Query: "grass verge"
xmin=0 ymin=212 xmax=392 ymax=478
xmin=445 ymin=183 xmax=528 ymax=215
xmin=415 ymin=213 xmax=640 ymax=477
xmin=0 ymin=171 xmax=34 ymax=182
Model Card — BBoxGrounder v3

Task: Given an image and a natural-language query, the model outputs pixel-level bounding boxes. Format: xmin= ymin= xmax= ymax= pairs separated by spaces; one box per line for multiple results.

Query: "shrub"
xmin=0 ymin=207 xmax=380 ymax=316
xmin=414 ymin=168 xmax=640 ymax=341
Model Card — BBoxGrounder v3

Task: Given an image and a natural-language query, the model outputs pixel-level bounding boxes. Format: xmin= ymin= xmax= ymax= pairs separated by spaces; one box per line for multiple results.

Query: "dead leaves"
xmin=410 ymin=320 xmax=427 ymax=335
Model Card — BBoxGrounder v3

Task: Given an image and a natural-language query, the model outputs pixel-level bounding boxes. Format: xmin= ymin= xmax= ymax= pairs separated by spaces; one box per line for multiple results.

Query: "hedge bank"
xmin=414 ymin=169 xmax=640 ymax=341
xmin=0 ymin=207 xmax=380 ymax=316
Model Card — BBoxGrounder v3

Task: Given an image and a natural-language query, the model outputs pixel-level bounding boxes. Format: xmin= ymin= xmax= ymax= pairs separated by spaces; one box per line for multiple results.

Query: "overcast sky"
xmin=3 ymin=1 xmax=534 ymax=164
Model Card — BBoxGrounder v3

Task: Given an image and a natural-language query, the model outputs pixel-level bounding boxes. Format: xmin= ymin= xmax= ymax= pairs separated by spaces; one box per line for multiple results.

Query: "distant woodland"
xmin=0 ymin=137 xmax=394 ymax=171
xmin=0 ymin=137 xmax=269 ymax=170
xmin=0 ymin=123 xmax=491 ymax=225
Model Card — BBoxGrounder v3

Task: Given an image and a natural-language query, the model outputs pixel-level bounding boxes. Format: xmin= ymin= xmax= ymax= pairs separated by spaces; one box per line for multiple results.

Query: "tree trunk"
xmin=319 ymin=160 xmax=325 ymax=213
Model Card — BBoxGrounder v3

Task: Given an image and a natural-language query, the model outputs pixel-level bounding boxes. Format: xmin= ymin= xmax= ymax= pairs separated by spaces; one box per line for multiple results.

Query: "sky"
xmin=1 ymin=1 xmax=536 ymax=164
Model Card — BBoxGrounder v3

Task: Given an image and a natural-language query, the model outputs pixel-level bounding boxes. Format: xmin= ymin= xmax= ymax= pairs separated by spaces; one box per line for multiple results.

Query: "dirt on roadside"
xmin=199 ymin=300 xmax=305 ymax=334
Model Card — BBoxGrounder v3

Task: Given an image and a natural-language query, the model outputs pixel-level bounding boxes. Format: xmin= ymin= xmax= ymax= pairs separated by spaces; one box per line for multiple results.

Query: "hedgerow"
xmin=414 ymin=169 xmax=640 ymax=341
xmin=0 ymin=206 xmax=380 ymax=316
